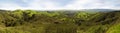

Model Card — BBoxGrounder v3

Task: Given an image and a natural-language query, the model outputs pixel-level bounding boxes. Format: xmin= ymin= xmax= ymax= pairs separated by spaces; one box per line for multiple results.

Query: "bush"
xmin=45 ymin=24 xmax=77 ymax=33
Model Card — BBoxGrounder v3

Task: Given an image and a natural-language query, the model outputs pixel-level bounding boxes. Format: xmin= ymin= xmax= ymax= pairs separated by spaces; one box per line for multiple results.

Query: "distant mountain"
xmin=0 ymin=9 xmax=6 ymax=11
xmin=77 ymin=9 xmax=119 ymax=13
xmin=81 ymin=9 xmax=117 ymax=12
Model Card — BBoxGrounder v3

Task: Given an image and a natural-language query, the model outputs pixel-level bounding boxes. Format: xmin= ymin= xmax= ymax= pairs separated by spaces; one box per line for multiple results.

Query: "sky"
xmin=0 ymin=0 xmax=120 ymax=10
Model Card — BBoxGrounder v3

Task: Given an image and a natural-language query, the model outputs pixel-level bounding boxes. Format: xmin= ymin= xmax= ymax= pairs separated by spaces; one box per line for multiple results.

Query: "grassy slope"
xmin=0 ymin=10 xmax=120 ymax=33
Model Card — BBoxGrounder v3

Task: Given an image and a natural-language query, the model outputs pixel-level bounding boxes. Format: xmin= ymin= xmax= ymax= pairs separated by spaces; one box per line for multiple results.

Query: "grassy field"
xmin=0 ymin=10 xmax=120 ymax=33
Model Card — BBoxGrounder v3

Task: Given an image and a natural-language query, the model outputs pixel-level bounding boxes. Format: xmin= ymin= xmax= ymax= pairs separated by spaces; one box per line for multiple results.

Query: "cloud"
xmin=63 ymin=0 xmax=120 ymax=9
xmin=0 ymin=3 xmax=22 ymax=10
xmin=0 ymin=0 xmax=120 ymax=10
xmin=21 ymin=0 xmax=30 ymax=2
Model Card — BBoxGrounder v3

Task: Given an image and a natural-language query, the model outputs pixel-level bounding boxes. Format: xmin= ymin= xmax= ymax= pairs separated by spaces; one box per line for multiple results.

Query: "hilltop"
xmin=0 ymin=9 xmax=120 ymax=33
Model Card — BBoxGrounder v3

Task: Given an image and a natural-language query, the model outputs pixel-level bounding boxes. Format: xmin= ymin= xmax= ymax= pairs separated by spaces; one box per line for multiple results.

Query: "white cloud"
xmin=21 ymin=0 xmax=29 ymax=2
xmin=24 ymin=0 xmax=61 ymax=10
xmin=0 ymin=3 xmax=22 ymax=10
xmin=63 ymin=0 xmax=119 ymax=9
xmin=0 ymin=0 xmax=120 ymax=10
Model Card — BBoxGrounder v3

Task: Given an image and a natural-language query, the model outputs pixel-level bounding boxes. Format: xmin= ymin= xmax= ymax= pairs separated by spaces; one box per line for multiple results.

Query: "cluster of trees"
xmin=0 ymin=10 xmax=120 ymax=33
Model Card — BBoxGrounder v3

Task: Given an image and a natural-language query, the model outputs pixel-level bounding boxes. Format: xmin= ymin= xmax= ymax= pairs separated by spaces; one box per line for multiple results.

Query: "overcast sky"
xmin=0 ymin=0 xmax=120 ymax=10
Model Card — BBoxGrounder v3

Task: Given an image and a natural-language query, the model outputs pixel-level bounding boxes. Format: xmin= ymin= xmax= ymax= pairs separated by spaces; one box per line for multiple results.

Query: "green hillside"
xmin=0 ymin=10 xmax=120 ymax=33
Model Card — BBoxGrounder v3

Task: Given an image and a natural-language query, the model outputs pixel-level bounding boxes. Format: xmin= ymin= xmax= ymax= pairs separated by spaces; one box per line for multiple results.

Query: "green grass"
xmin=0 ymin=10 xmax=120 ymax=33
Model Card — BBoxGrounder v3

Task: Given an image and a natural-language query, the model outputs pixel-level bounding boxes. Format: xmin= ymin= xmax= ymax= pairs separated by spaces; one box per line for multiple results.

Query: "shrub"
xmin=45 ymin=24 xmax=77 ymax=33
